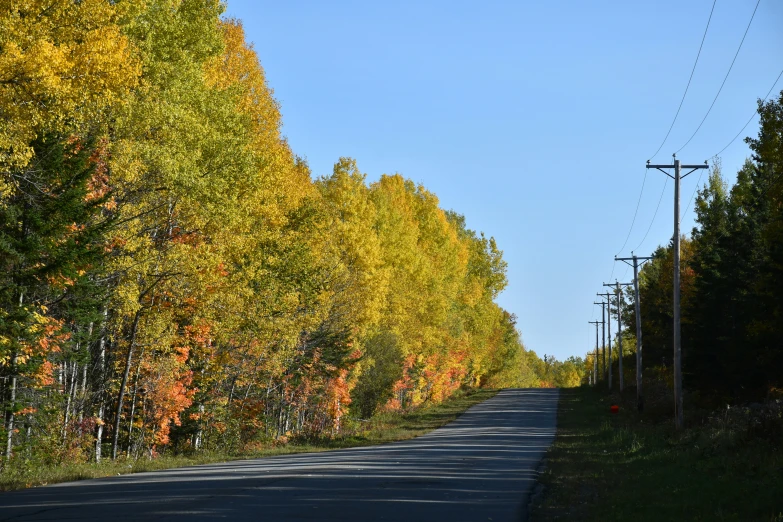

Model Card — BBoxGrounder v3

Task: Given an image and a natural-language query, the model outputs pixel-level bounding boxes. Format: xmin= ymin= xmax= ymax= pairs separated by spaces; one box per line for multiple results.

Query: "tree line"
xmin=0 ymin=1 xmax=557 ymax=467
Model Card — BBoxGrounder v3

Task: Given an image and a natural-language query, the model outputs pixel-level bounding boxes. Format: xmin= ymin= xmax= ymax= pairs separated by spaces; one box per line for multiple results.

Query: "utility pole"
xmin=589 ymin=320 xmax=601 ymax=386
xmin=605 ymin=281 xmax=632 ymax=392
xmin=598 ymin=292 xmax=612 ymax=390
xmin=647 ymin=155 xmax=708 ymax=429
xmin=594 ymin=300 xmax=607 ymax=381
xmin=616 ymin=253 xmax=653 ymax=411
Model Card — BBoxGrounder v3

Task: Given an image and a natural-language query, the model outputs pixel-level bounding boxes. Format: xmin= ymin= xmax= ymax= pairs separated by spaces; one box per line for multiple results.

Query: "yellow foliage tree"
xmin=0 ymin=0 xmax=140 ymax=174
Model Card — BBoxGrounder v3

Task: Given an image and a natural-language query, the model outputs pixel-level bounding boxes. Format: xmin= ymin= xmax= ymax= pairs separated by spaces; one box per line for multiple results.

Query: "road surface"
xmin=0 ymin=388 xmax=559 ymax=521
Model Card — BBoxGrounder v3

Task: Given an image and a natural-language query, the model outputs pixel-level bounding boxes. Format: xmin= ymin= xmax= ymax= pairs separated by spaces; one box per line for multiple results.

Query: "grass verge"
xmin=531 ymin=386 xmax=783 ymax=522
xmin=0 ymin=387 xmax=497 ymax=492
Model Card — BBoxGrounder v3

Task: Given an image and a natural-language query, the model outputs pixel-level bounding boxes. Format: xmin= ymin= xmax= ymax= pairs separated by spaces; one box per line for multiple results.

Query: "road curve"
xmin=0 ymin=388 xmax=559 ymax=522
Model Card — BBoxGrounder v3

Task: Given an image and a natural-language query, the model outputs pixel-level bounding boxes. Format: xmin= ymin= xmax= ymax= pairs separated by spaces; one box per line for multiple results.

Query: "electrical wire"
xmin=595 ymin=0 xmax=754 ymax=329
xmin=612 ymin=0 xmax=717 ymax=284
xmin=675 ymin=0 xmax=762 ymax=154
xmin=712 ymin=67 xmax=783 ymax=158
xmin=614 ymin=168 xmax=647 ymax=257
xmin=680 ymin=67 xmax=783 ymax=225
xmin=648 ymin=0 xmax=717 ymax=161
xmin=633 ymin=176 xmax=669 ymax=253
xmin=608 ymin=171 xmax=649 ymax=283
xmin=621 ymin=263 xmax=631 ymax=282
xmin=612 ymin=0 xmax=716 ymax=278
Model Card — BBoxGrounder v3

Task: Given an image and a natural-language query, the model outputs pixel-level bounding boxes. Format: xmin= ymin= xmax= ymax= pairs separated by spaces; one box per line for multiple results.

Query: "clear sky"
xmin=223 ymin=0 xmax=783 ymax=362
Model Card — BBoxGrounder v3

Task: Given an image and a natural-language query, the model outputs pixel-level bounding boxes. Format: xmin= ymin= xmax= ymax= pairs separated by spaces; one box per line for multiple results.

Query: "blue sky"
xmin=224 ymin=0 xmax=783 ymax=362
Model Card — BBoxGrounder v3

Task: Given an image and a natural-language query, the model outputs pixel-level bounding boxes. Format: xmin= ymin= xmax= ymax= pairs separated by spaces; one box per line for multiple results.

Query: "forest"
xmin=0 ymin=1 xmax=587 ymax=470
xmin=585 ymin=91 xmax=783 ymax=405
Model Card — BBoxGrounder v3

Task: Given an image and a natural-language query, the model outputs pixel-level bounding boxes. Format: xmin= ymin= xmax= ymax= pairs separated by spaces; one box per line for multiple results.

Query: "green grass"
xmin=531 ymin=386 xmax=783 ymax=521
xmin=0 ymin=387 xmax=497 ymax=492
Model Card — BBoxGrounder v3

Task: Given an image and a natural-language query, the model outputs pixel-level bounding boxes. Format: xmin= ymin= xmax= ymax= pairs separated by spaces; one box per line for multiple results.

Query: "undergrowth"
xmin=0 ymin=387 xmax=497 ymax=491
xmin=532 ymin=384 xmax=783 ymax=521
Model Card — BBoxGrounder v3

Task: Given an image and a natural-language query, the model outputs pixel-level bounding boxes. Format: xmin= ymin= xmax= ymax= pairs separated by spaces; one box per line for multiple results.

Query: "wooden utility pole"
xmin=589 ymin=320 xmax=601 ymax=386
xmin=594 ymin=300 xmax=607 ymax=381
xmin=598 ymin=292 xmax=612 ymax=390
xmin=616 ymin=254 xmax=653 ymax=411
xmin=605 ymin=281 xmax=632 ymax=392
xmin=647 ymin=156 xmax=708 ymax=429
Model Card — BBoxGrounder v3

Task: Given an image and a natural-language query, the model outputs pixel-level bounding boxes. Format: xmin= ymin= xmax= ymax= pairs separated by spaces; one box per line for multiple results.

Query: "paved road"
xmin=0 ymin=388 xmax=559 ymax=522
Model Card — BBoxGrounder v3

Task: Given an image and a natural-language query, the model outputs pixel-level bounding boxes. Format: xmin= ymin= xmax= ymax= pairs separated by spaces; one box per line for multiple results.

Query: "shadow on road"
xmin=0 ymin=388 xmax=559 ymax=522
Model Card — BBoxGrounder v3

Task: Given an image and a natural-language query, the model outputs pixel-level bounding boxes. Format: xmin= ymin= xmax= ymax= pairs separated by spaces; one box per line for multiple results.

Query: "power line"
xmin=622 ymin=1 xmax=717 ymax=266
xmin=617 ymin=0 xmax=716 ymax=265
xmin=633 ymin=176 xmax=668 ymax=252
xmin=712 ymin=67 xmax=783 ymax=158
xmin=680 ymin=67 xmax=783 ymax=225
xmin=675 ymin=0 xmax=762 ymax=154
xmin=648 ymin=0 xmax=717 ymax=161
xmin=599 ymin=1 xmax=757 ymax=335
xmin=614 ymin=168 xmax=647 ymax=256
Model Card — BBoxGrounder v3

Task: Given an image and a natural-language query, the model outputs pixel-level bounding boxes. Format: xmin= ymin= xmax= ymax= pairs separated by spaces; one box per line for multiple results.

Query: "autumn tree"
xmin=1 ymin=1 xmax=534 ymax=468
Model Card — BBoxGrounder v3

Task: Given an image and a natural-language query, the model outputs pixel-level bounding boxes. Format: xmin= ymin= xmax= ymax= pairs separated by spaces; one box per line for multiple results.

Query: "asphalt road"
xmin=0 ymin=388 xmax=559 ymax=522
